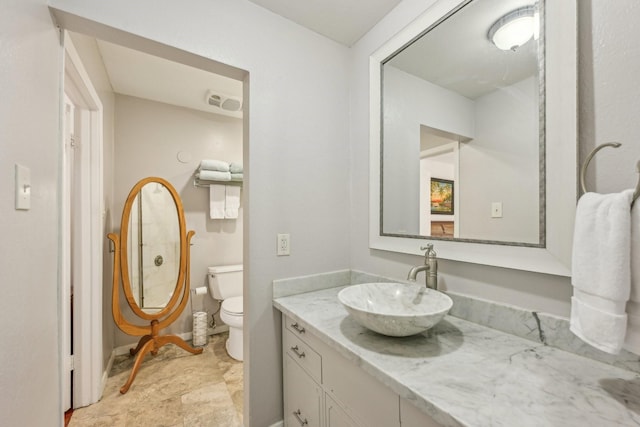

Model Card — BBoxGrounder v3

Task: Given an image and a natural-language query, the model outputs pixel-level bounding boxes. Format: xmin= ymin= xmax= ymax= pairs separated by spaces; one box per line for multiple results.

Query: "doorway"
xmin=60 ymin=26 xmax=248 ymax=420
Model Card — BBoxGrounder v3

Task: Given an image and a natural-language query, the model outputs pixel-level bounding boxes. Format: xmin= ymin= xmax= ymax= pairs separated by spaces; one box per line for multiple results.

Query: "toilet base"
xmin=226 ymin=326 xmax=243 ymax=361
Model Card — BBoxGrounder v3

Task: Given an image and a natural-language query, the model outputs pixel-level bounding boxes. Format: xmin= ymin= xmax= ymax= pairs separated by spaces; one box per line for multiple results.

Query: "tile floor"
xmin=69 ymin=332 xmax=243 ymax=427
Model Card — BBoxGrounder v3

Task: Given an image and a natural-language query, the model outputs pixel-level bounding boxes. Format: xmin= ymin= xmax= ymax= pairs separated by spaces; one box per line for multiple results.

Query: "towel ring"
xmin=580 ymin=142 xmax=640 ymax=205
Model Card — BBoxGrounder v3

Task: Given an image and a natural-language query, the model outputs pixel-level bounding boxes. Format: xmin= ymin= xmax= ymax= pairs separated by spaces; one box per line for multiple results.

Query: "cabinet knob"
xmin=291 ymin=322 xmax=306 ymax=334
xmin=293 ymin=409 xmax=309 ymax=426
xmin=290 ymin=345 xmax=306 ymax=359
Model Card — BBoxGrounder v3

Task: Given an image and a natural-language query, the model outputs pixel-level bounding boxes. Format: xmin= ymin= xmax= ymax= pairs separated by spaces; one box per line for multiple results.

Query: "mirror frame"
xmin=119 ymin=176 xmax=188 ymax=320
xmin=369 ymin=0 xmax=577 ymax=276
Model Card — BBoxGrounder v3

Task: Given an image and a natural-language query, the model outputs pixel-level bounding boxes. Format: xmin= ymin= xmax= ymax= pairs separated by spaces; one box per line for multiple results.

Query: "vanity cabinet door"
xmin=284 ymin=354 xmax=322 ymax=427
xmin=325 ymin=394 xmax=360 ymax=427
xmin=400 ymin=398 xmax=442 ymax=427
xmin=323 ymin=348 xmax=399 ymax=427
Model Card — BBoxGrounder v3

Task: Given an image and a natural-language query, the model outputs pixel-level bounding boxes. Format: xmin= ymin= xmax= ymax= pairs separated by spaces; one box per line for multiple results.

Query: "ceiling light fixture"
xmin=488 ymin=5 xmax=537 ymax=52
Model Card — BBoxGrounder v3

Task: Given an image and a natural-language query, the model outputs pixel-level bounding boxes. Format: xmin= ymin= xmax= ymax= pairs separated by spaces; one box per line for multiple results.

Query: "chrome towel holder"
xmin=580 ymin=142 xmax=640 ymax=205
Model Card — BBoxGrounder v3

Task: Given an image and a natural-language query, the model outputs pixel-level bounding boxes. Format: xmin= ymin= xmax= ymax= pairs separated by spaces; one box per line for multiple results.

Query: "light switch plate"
xmin=15 ymin=164 xmax=31 ymax=210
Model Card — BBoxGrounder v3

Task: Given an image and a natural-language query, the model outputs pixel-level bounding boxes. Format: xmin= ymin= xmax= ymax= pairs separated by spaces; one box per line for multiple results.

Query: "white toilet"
xmin=207 ymin=264 xmax=243 ymax=361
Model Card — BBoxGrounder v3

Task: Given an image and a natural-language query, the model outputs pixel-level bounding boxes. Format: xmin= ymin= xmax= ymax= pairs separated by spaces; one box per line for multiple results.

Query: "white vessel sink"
xmin=338 ymin=282 xmax=452 ymax=337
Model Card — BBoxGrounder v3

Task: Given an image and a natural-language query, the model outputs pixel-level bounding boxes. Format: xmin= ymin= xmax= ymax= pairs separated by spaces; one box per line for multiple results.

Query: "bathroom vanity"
xmin=274 ymin=272 xmax=640 ymax=427
xmin=281 ymin=312 xmax=439 ymax=427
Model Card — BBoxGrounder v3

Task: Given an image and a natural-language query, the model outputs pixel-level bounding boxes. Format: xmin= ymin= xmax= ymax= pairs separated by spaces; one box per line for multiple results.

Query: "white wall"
xmin=459 ymin=76 xmax=539 ymax=243
xmin=112 ymin=94 xmax=244 ymax=347
xmin=48 ymin=1 xmax=352 ymax=425
xmin=383 ymin=65 xmax=474 ymax=234
xmin=0 ymin=1 xmax=62 ymax=426
xmin=384 ymin=63 xmax=538 ymax=243
xmin=579 ymin=1 xmax=640 ymax=197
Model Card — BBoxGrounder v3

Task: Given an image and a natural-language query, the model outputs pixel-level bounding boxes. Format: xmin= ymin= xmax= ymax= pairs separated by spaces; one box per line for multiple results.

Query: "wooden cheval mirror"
xmin=108 ymin=177 xmax=203 ymax=394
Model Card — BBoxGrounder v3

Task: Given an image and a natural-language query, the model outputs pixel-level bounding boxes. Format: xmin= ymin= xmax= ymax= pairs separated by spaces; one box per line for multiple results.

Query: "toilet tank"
xmin=208 ymin=264 xmax=243 ymax=300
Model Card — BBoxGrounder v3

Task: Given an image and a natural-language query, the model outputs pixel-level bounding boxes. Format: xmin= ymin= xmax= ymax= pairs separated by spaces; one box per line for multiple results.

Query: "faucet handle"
xmin=420 ymin=244 xmax=437 ymax=259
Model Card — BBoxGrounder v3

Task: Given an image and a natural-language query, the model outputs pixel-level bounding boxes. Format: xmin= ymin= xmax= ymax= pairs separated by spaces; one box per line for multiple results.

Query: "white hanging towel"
xmin=624 ymin=199 xmax=640 ymax=354
xmin=225 ymin=185 xmax=241 ymax=219
xmin=210 ymin=184 xmax=226 ymax=219
xmin=570 ymin=189 xmax=634 ymax=354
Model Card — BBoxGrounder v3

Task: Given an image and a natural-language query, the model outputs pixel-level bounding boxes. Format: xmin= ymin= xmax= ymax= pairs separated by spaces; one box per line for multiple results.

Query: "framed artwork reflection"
xmin=430 ymin=178 xmax=454 ymax=215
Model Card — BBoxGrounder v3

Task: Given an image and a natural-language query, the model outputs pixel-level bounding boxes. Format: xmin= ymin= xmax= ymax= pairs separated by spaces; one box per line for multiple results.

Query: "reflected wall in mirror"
xmin=108 ymin=177 xmax=202 ymax=394
xmin=370 ymin=0 xmax=577 ymax=275
xmin=382 ymin=0 xmax=543 ymax=245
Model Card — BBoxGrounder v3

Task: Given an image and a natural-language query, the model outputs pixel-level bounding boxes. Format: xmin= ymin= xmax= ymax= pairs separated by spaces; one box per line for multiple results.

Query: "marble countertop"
xmin=274 ymin=285 xmax=640 ymax=427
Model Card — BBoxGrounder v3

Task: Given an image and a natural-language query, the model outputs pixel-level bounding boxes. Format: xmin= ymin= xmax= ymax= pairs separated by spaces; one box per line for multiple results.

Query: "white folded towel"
xmin=225 ymin=185 xmax=241 ymax=219
xmin=229 ymin=162 xmax=243 ymax=173
xmin=570 ymin=189 xmax=634 ymax=354
xmin=200 ymin=159 xmax=229 ymax=172
xmin=624 ymin=199 xmax=640 ymax=354
xmin=209 ymin=184 xmax=226 ymax=219
xmin=197 ymin=170 xmax=231 ymax=182
xmin=230 ymin=173 xmax=243 ymax=182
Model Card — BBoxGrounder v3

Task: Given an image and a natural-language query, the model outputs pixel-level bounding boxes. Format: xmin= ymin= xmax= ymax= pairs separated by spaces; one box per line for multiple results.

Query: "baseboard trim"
xmin=101 ymin=349 xmax=116 ymax=396
xmin=113 ymin=326 xmax=230 ymax=356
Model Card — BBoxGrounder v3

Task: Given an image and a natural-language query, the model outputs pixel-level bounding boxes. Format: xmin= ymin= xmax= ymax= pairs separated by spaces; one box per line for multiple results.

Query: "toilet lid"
xmin=222 ymin=296 xmax=243 ymax=315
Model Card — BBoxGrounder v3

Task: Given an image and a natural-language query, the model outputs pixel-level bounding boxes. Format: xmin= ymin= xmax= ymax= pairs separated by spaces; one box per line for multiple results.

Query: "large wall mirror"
xmin=370 ymin=0 xmax=577 ymax=275
xmin=108 ymin=177 xmax=203 ymax=393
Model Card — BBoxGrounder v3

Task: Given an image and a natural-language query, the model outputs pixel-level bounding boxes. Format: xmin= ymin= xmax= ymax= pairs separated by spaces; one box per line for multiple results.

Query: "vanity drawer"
xmin=286 ymin=316 xmax=310 ymax=339
xmin=284 ymin=328 xmax=322 ymax=384
xmin=285 ymin=315 xmax=325 ymax=348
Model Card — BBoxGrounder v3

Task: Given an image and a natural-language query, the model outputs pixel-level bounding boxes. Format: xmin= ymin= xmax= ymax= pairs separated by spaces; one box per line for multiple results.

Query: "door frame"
xmin=60 ymin=31 xmax=104 ymax=408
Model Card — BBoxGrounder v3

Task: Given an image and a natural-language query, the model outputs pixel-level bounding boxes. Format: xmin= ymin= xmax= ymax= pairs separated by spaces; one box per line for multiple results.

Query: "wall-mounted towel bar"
xmin=193 ymin=178 xmax=242 ymax=188
xmin=580 ymin=142 xmax=640 ymax=205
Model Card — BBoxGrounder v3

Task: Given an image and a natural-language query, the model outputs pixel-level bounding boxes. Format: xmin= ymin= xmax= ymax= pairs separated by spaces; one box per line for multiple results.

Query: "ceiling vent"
xmin=206 ymin=91 xmax=243 ymax=112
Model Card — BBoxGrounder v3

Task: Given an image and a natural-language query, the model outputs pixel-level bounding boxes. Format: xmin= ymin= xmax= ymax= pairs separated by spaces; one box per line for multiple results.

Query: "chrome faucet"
xmin=407 ymin=244 xmax=438 ymax=290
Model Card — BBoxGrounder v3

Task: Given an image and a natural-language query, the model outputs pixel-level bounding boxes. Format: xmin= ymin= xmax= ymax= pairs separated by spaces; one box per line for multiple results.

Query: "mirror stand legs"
xmin=129 ymin=334 xmax=153 ymax=356
xmin=120 ymin=333 xmax=204 ymax=394
xmin=120 ymin=337 xmax=155 ymax=394
xmin=156 ymin=335 xmax=205 ymax=356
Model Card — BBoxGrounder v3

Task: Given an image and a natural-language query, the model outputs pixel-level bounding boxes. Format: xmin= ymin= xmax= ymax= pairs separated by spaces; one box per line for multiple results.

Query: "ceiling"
xmin=89 ymin=0 xmax=537 ymax=113
xmin=387 ymin=0 xmax=538 ymax=99
xmin=247 ymin=0 xmax=402 ymax=46
xmin=90 ymin=0 xmax=401 ymax=115
xmin=96 ymin=39 xmax=243 ymax=117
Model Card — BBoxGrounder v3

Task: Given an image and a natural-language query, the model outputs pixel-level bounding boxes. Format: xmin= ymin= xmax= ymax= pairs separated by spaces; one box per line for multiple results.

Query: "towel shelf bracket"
xmin=580 ymin=142 xmax=640 ymax=205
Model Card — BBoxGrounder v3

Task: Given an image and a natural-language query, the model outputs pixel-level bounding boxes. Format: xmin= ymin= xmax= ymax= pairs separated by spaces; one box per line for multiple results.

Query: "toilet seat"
xmin=222 ymin=296 xmax=243 ymax=315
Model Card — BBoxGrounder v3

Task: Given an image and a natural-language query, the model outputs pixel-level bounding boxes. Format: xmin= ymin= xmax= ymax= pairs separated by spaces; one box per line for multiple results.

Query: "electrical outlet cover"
xmin=277 ymin=233 xmax=290 ymax=256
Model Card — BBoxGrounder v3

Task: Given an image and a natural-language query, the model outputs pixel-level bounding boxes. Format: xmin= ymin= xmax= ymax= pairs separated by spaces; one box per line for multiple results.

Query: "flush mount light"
xmin=488 ymin=5 xmax=537 ymax=51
